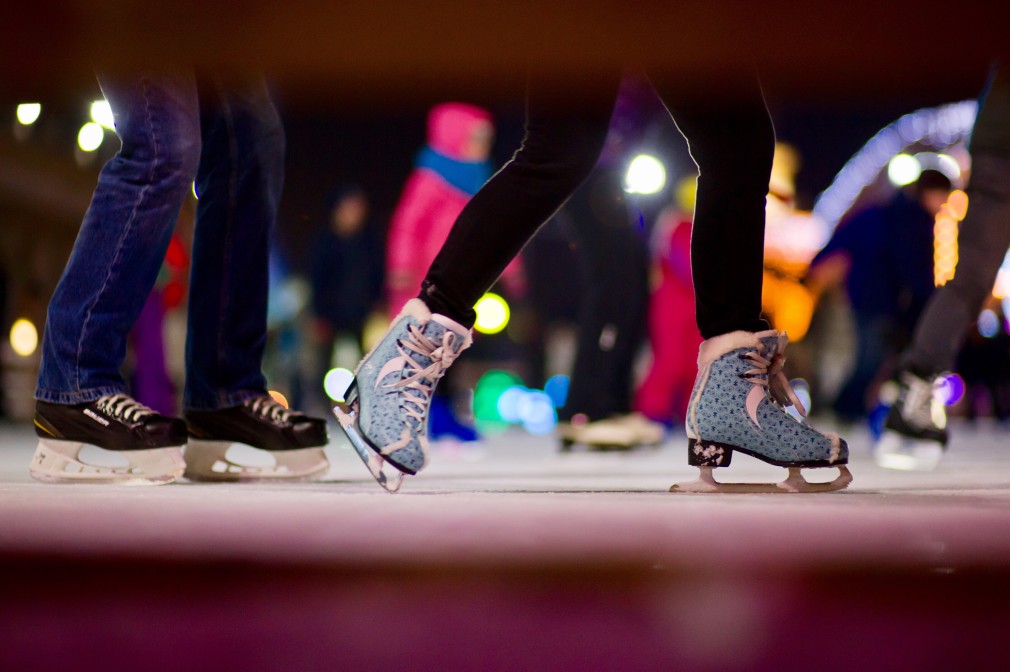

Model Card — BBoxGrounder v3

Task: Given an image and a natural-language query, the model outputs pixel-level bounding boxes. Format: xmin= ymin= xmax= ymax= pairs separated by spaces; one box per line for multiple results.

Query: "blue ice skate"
xmin=671 ymin=330 xmax=851 ymax=493
xmin=333 ymin=299 xmax=472 ymax=492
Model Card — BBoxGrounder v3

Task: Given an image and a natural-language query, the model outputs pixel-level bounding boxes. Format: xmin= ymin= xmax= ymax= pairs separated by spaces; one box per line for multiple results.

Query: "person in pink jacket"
xmin=386 ymin=102 xmax=499 ymax=317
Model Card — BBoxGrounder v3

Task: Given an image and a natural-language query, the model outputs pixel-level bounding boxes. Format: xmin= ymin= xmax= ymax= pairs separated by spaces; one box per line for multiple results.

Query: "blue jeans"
xmin=35 ymin=72 xmax=284 ymax=411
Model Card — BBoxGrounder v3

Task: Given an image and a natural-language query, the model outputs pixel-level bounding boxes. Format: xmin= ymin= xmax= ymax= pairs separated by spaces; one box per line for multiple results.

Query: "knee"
xmin=117 ymin=110 xmax=201 ymax=193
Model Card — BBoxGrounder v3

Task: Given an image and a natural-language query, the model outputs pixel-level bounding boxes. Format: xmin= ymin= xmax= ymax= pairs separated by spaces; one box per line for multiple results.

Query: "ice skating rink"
xmin=3 ymin=420 xmax=1010 ymax=670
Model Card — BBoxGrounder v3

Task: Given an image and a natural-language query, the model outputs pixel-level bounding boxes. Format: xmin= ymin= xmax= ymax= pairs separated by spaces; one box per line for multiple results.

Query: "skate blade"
xmin=29 ymin=438 xmax=185 ymax=485
xmin=333 ymin=403 xmax=405 ymax=494
xmin=183 ymin=440 xmax=329 ymax=482
xmin=874 ymin=432 xmax=944 ymax=471
xmin=669 ymin=465 xmax=853 ymax=494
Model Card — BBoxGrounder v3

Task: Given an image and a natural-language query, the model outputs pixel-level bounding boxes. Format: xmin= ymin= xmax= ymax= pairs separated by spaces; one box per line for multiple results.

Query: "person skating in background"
xmin=308 ymin=185 xmax=384 ymax=412
xmin=32 ymin=73 xmax=329 ymax=485
xmin=876 ymin=67 xmax=1010 ymax=470
xmin=554 ymin=75 xmax=665 ymax=452
xmin=335 ymin=72 xmax=850 ymax=494
xmin=384 ymin=102 xmax=523 ymax=442
xmin=632 ymin=177 xmax=703 ymax=430
xmin=806 ymin=169 xmax=952 ymax=425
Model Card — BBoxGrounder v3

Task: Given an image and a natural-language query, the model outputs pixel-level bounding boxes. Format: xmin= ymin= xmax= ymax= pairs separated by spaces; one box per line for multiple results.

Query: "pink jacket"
xmin=386 ymin=103 xmax=522 ymax=317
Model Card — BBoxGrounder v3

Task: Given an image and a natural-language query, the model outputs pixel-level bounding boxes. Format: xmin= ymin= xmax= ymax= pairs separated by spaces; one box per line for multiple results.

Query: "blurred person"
xmin=807 ymin=169 xmax=951 ymax=425
xmin=335 ymin=72 xmax=851 ymax=494
xmin=632 ymin=178 xmax=703 ymax=430
xmin=876 ymin=68 xmax=1010 ymax=469
xmin=384 ymin=102 xmax=521 ymax=442
xmin=309 ymin=185 xmax=383 ymax=411
xmin=126 ymin=234 xmax=189 ymax=416
xmin=555 ymin=75 xmax=663 ymax=452
xmin=31 ymin=72 xmax=328 ymax=485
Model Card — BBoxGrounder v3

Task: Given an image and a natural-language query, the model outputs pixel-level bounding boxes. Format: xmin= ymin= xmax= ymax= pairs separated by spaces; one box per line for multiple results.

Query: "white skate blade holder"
xmin=874 ymin=431 xmax=944 ymax=471
xmin=670 ymin=465 xmax=853 ymax=494
xmin=30 ymin=438 xmax=185 ymax=486
xmin=333 ymin=402 xmax=405 ymax=494
xmin=183 ymin=440 xmax=329 ymax=482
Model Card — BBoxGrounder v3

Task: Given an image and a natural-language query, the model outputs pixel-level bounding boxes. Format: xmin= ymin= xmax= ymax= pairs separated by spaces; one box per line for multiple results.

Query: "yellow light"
xmin=625 ymin=154 xmax=667 ymax=195
xmin=77 ymin=122 xmax=104 ymax=152
xmin=191 ymin=182 xmax=199 ymax=199
xmin=473 ymin=293 xmax=510 ymax=335
xmin=90 ymin=100 xmax=115 ymax=129
xmin=10 ymin=318 xmax=38 ymax=357
xmin=947 ymin=189 xmax=969 ymax=221
xmin=16 ymin=103 xmax=41 ymax=125
xmin=268 ymin=390 xmax=289 ymax=408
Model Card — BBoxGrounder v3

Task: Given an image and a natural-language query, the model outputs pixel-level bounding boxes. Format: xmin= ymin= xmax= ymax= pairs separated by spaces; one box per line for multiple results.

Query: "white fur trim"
xmin=398 ymin=298 xmax=433 ymax=322
xmin=823 ymin=431 xmax=843 ymax=463
xmin=697 ymin=331 xmax=762 ymax=367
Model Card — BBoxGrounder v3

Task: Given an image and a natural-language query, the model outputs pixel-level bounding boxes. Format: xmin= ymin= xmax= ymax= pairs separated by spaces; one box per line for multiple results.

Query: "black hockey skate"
xmin=31 ymin=394 xmax=187 ymax=485
xmin=875 ymin=369 xmax=948 ymax=471
xmin=184 ymin=395 xmax=330 ymax=481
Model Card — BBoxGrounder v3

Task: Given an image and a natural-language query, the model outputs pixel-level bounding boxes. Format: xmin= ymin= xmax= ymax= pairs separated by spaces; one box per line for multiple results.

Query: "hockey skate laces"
xmin=245 ymin=396 xmax=295 ymax=424
xmin=391 ymin=325 xmax=462 ymax=424
xmin=740 ymin=339 xmax=807 ymax=416
xmin=95 ymin=393 xmax=157 ymax=423
xmin=901 ymin=373 xmax=940 ymax=429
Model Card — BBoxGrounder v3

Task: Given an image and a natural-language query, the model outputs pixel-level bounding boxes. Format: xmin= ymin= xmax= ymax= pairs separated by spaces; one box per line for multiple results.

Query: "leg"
xmin=31 ymin=72 xmax=199 ymax=483
xmin=650 ymin=77 xmax=848 ymax=492
xmin=37 ymin=72 xmax=200 ymax=403
xmin=337 ymin=74 xmax=622 ymax=489
xmin=421 ymin=74 xmax=623 ymax=326
xmin=182 ymin=79 xmax=328 ymax=482
xmin=878 ymin=68 xmax=1010 ymax=469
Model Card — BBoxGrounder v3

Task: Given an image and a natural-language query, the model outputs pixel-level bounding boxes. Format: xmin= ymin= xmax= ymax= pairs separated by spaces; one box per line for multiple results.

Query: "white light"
xmin=324 ymin=367 xmax=355 ymax=402
xmin=10 ymin=318 xmax=38 ymax=357
xmin=90 ymin=100 xmax=115 ymax=129
xmin=934 ymin=153 xmax=962 ymax=180
xmin=625 ymin=154 xmax=667 ymax=195
xmin=77 ymin=122 xmax=104 ymax=152
xmin=887 ymin=153 xmax=921 ymax=187
xmin=16 ymin=103 xmax=41 ymax=125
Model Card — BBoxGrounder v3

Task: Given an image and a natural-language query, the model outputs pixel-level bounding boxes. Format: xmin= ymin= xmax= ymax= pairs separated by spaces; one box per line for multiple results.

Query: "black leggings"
xmin=421 ymin=73 xmax=775 ymax=340
xmin=900 ymin=67 xmax=1010 ymax=375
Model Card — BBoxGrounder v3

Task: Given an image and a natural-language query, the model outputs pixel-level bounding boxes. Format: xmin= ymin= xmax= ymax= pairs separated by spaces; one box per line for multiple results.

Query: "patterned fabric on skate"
xmin=689 ymin=331 xmax=846 ymax=466
xmin=354 ymin=301 xmax=471 ymax=474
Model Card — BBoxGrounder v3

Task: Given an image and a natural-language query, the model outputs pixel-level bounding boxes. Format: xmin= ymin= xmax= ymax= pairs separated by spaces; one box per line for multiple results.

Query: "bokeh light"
xmin=77 ymin=122 xmax=104 ymax=152
xmin=10 ymin=318 xmax=39 ymax=357
xmin=473 ymin=292 xmax=510 ymax=334
xmin=544 ymin=374 xmax=570 ymax=409
xmin=887 ymin=153 xmax=921 ymax=187
xmin=978 ymin=309 xmax=1000 ymax=338
xmin=518 ymin=390 xmax=557 ymax=435
xmin=16 ymin=103 xmax=41 ymax=125
xmin=936 ymin=373 xmax=965 ymax=407
xmin=625 ymin=154 xmax=667 ymax=195
xmin=90 ymin=100 xmax=115 ymax=129
xmin=268 ymin=390 xmax=290 ymax=408
xmin=324 ymin=367 xmax=355 ymax=402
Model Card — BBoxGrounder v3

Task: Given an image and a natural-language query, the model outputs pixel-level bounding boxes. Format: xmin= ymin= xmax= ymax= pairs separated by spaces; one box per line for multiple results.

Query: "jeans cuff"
xmin=34 ymin=385 xmax=127 ymax=405
xmin=183 ymin=389 xmax=267 ymax=412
